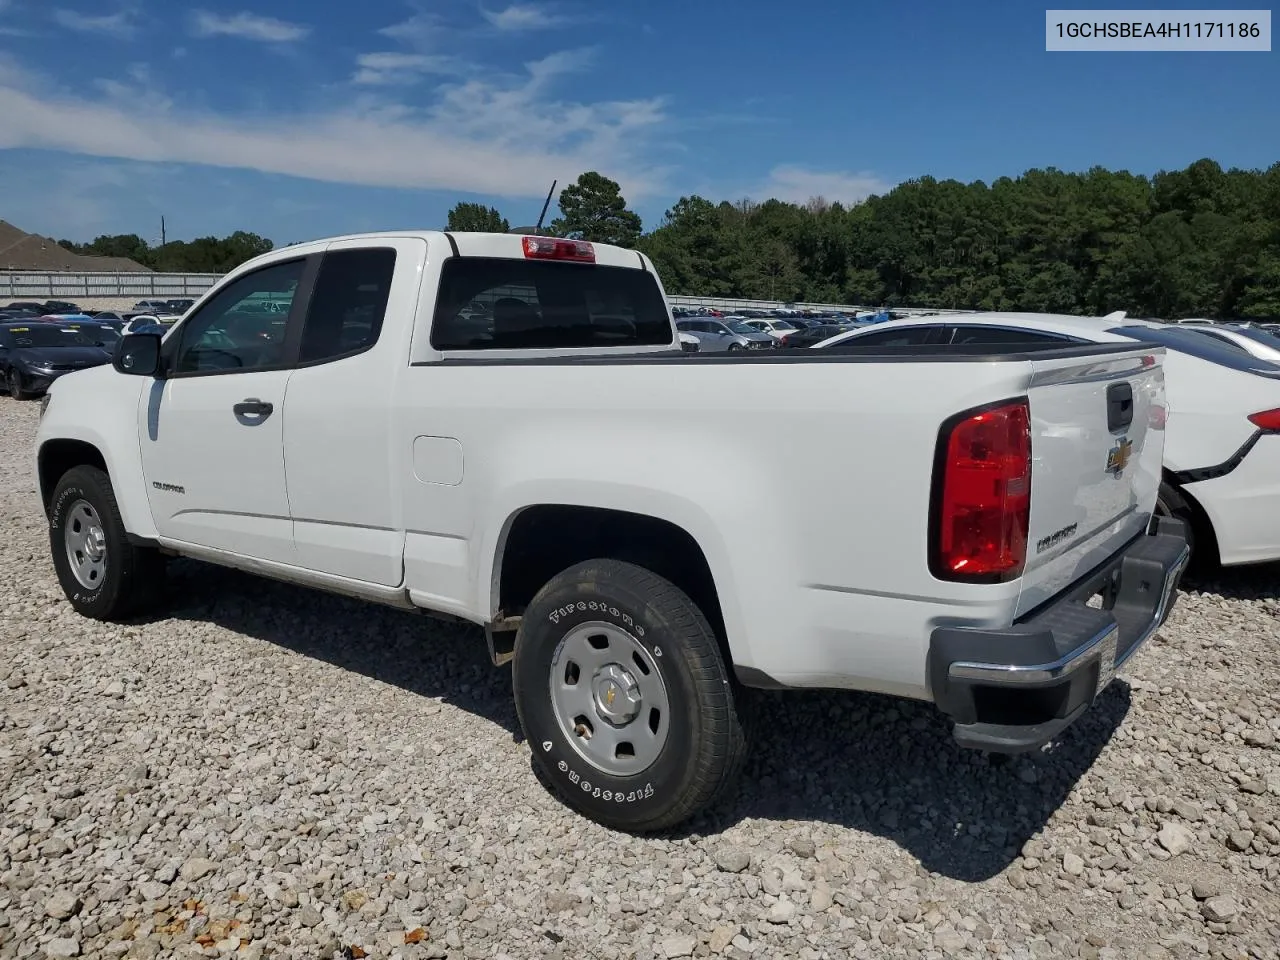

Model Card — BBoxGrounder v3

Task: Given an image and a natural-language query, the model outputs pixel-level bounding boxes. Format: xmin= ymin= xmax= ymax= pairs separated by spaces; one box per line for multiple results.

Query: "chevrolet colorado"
xmin=33 ymin=231 xmax=1190 ymax=830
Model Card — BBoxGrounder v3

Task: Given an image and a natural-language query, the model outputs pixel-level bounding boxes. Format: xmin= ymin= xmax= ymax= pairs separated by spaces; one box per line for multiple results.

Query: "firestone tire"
xmin=512 ymin=559 xmax=747 ymax=833
xmin=48 ymin=466 xmax=166 ymax=621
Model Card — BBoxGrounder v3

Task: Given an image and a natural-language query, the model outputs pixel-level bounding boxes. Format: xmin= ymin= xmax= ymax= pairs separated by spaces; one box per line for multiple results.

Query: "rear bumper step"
xmin=928 ymin=515 xmax=1190 ymax=753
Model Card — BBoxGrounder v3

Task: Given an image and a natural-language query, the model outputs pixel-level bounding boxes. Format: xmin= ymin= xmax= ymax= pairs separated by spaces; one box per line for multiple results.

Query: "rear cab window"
xmin=430 ymin=258 xmax=673 ymax=351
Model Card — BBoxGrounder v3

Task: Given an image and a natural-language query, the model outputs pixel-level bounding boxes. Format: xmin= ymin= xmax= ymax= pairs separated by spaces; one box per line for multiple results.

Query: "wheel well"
xmin=1160 ymin=470 xmax=1220 ymax=564
xmin=38 ymin=440 xmax=107 ymax=514
xmin=497 ymin=505 xmax=728 ymax=649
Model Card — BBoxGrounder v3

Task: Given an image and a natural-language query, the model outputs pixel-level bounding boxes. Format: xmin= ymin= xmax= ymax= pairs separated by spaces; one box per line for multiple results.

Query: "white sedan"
xmin=818 ymin=312 xmax=1280 ymax=568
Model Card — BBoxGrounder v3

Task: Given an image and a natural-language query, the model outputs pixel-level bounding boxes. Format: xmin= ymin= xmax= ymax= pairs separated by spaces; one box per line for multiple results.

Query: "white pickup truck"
xmin=34 ymin=231 xmax=1190 ymax=831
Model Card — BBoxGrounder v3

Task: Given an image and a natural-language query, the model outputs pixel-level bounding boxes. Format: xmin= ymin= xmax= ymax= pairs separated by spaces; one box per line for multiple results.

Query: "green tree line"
xmin=58 ymin=231 xmax=274 ymax=274
xmin=634 ymin=159 xmax=1280 ymax=318
xmin=62 ymin=158 xmax=1280 ymax=318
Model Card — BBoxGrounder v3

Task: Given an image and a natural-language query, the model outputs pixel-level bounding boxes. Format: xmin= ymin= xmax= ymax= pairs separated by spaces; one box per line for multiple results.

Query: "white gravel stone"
xmin=1 ymin=400 xmax=1277 ymax=960
xmin=44 ymin=891 xmax=81 ymax=920
xmin=1157 ymin=821 xmax=1196 ymax=856
xmin=1201 ymin=896 xmax=1241 ymax=923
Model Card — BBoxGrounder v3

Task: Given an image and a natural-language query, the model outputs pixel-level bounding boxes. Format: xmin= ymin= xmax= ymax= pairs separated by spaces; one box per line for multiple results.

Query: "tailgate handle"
xmin=1107 ymin=382 xmax=1133 ymax=432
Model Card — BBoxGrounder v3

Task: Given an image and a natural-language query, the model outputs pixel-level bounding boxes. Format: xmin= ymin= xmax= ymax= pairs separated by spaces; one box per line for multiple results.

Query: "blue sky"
xmin=0 ymin=0 xmax=1276 ymax=245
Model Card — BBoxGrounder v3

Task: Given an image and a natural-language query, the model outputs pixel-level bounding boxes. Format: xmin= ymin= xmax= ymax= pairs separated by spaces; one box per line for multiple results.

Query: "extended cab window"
xmin=430 ymin=258 xmax=673 ymax=350
xmin=174 ymin=260 xmax=304 ymax=374
xmin=298 ymin=248 xmax=396 ymax=364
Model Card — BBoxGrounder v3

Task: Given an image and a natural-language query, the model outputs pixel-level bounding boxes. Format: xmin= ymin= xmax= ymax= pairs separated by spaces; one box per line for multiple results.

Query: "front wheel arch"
xmin=38 ymin=439 xmax=109 ymax=517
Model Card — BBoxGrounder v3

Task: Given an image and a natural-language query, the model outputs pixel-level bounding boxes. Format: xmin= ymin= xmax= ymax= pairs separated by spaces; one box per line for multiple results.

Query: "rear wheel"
xmin=49 ymin=466 xmax=166 ymax=620
xmin=512 ymin=559 xmax=747 ymax=832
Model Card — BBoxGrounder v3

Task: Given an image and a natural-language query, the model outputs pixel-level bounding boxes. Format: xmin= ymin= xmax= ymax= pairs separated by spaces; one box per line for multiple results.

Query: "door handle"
xmin=233 ymin=398 xmax=274 ymax=420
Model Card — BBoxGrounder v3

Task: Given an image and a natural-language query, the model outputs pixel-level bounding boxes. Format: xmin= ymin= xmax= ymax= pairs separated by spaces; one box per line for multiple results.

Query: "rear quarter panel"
xmin=397 ymin=356 xmax=1042 ymax=697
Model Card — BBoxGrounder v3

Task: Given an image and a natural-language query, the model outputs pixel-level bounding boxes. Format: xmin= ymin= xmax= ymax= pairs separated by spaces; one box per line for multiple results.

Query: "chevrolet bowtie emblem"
xmin=605 ymin=686 xmax=616 ymax=706
xmin=1106 ymin=437 xmax=1133 ymax=477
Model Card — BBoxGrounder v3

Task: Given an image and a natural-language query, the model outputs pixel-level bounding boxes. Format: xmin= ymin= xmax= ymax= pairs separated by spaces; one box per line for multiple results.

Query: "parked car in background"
xmin=1 ymin=320 xmax=117 ymax=399
xmin=742 ymin=317 xmax=802 ymax=341
xmin=822 ymin=312 xmax=1280 ymax=569
xmin=165 ymin=298 xmax=196 ymax=314
xmin=675 ymin=317 xmax=776 ymax=351
xmin=779 ymin=323 xmax=847 ymax=348
xmin=122 ymin=314 xmax=179 ymax=335
xmin=4 ymin=302 xmax=47 ymax=315
xmin=39 ymin=313 xmax=99 ymax=325
xmin=1175 ymin=323 xmax=1280 ymax=365
xmin=44 ymin=300 xmax=83 ymax=314
xmin=130 ymin=299 xmax=174 ymax=314
xmin=89 ymin=312 xmax=125 ymax=330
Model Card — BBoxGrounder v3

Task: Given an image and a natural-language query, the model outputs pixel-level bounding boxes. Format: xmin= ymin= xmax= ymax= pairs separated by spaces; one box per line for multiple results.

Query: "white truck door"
xmin=281 ymin=236 xmax=428 ymax=586
xmin=138 ymin=257 xmax=307 ymax=565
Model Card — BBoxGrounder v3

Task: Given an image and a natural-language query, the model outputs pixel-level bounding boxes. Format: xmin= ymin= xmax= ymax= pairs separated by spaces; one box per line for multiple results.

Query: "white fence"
xmin=1 ymin=272 xmax=220 ymax=299
xmin=2 ymin=271 xmax=971 ymax=317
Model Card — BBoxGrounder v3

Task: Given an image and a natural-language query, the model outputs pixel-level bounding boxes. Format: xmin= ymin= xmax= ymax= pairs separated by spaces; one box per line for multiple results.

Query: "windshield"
xmin=774 ymin=320 xmax=798 ymax=330
xmin=1111 ymin=324 xmax=1280 ymax=375
xmin=1227 ymin=326 xmax=1280 ymax=350
xmin=3 ymin=325 xmax=115 ymax=348
xmin=726 ymin=321 xmax=756 ymax=334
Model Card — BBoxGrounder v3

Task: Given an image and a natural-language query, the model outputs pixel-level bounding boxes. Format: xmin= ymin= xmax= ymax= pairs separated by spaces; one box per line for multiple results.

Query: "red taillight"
xmin=522 ymin=235 xmax=595 ymax=263
xmin=1248 ymin=408 xmax=1280 ymax=432
xmin=932 ymin=400 xmax=1032 ymax=582
xmin=1148 ymin=403 xmax=1167 ymax=430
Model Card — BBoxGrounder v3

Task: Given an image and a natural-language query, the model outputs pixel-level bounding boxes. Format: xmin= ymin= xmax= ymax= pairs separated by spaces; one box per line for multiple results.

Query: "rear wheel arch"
xmin=491 ymin=504 xmax=731 ymax=659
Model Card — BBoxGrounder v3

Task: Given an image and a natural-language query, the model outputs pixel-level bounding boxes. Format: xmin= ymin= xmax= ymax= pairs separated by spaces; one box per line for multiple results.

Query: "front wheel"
xmin=726 ymin=342 xmax=743 ymax=352
xmin=7 ymin=368 xmax=31 ymax=400
xmin=512 ymin=559 xmax=747 ymax=832
xmin=49 ymin=466 xmax=166 ymax=620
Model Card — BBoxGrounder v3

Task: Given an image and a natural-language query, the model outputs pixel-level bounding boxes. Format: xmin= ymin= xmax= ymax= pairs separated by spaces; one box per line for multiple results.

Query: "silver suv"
xmin=676 ymin=318 xmax=777 ymax=352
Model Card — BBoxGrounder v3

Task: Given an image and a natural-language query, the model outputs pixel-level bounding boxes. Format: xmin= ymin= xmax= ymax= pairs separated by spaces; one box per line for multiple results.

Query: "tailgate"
xmin=1016 ymin=347 xmax=1166 ymax=617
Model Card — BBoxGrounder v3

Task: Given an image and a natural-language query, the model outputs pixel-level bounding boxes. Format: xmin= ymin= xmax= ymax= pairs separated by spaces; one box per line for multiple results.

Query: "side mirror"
xmin=114 ymin=333 xmax=163 ymax=377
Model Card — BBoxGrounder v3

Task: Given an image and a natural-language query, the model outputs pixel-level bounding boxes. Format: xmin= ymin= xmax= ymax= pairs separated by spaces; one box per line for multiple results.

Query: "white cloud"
xmin=378 ymin=12 xmax=443 ymax=45
xmin=352 ymin=52 xmax=463 ymax=86
xmin=756 ymin=165 xmax=893 ymax=206
xmin=0 ymin=54 xmax=667 ymax=201
xmin=191 ymin=10 xmax=308 ymax=43
xmin=481 ymin=4 xmax=560 ymax=31
xmin=52 ymin=7 xmax=137 ymax=38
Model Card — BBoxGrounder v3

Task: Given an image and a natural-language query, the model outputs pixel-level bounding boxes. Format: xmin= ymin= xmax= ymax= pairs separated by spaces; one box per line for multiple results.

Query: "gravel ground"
xmin=1 ymin=397 xmax=1278 ymax=960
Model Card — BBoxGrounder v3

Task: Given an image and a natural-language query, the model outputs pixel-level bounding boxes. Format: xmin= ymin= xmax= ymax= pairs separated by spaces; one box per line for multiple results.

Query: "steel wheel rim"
xmin=548 ymin=620 xmax=670 ymax=777
xmin=64 ymin=499 xmax=108 ymax=590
